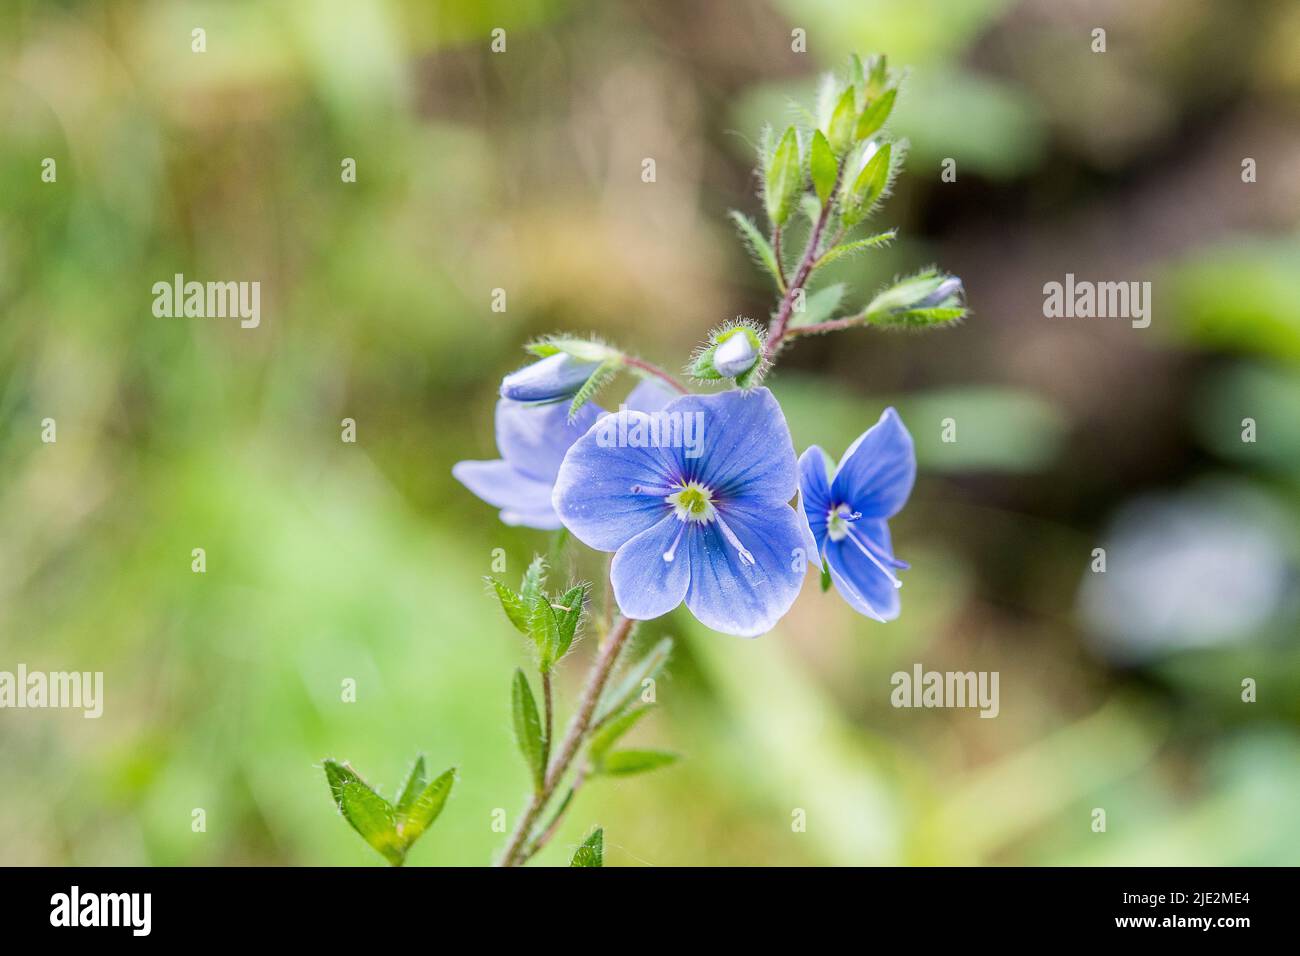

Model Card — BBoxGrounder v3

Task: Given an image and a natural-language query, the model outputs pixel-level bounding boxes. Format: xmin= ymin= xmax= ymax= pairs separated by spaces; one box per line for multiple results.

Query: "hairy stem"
xmin=517 ymin=762 xmax=589 ymax=865
xmin=541 ymin=671 xmax=554 ymax=771
xmin=763 ymin=160 xmax=847 ymax=361
xmin=772 ymin=226 xmax=788 ymax=291
xmin=621 ymin=355 xmax=689 ymax=394
xmin=497 ymin=615 xmax=635 ymax=866
xmin=785 ymin=313 xmax=868 ymax=337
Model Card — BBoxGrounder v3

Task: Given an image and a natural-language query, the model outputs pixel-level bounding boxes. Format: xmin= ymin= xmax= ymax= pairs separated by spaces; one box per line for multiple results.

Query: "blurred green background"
xmin=2 ymin=0 xmax=1298 ymax=866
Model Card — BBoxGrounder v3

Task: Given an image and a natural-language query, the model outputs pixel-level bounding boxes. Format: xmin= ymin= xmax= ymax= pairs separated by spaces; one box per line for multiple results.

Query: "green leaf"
xmin=394 ymin=755 xmax=426 ymax=819
xmin=487 ymin=578 xmax=529 ymax=634
xmin=826 ymin=86 xmax=857 ymax=155
xmin=855 ymin=87 xmax=896 ymax=142
xmin=588 ymin=704 xmax=651 ymax=762
xmin=520 ymin=556 xmax=547 ymax=608
xmin=813 ymin=230 xmax=896 ymax=270
xmin=820 ymin=564 xmax=833 ymax=592
xmin=873 ymin=306 xmax=967 ymax=328
xmin=594 ymin=636 xmax=671 ymax=726
xmin=511 ymin=669 xmax=546 ymax=791
xmin=323 ymin=760 xmax=404 ymax=866
xmin=848 ymin=54 xmax=866 ymax=108
xmin=809 ymin=130 xmax=836 ymax=206
xmin=764 ymin=126 xmax=802 ymax=228
xmin=728 ymin=211 xmax=783 ymax=291
xmin=789 ymin=283 xmax=846 ymax=330
xmin=570 ymin=827 xmax=603 ymax=867
xmin=842 ymin=142 xmax=892 ymax=226
xmin=689 ymin=341 xmax=724 ymax=381
xmin=397 ymin=766 xmax=455 ymax=850
xmin=599 ymin=749 xmax=679 ymax=777
xmin=529 ymin=593 xmax=562 ymax=671
xmin=568 ymin=357 xmax=620 ymax=419
xmin=552 ymin=583 xmax=588 ymax=661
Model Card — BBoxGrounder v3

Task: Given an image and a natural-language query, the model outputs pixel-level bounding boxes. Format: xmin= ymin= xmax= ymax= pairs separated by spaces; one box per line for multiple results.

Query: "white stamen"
xmin=714 ymin=514 xmax=756 ymax=566
xmin=662 ymin=522 xmax=687 ymax=563
xmin=844 ymin=526 xmax=902 ymax=589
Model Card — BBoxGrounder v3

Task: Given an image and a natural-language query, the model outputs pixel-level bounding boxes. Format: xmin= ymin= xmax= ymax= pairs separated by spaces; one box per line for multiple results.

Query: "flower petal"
xmin=452 ymin=459 xmax=560 ymax=529
xmin=610 ymin=515 xmax=692 ymax=620
xmin=824 ymin=521 xmax=903 ymax=622
xmin=683 ymin=500 xmax=807 ymax=638
xmin=496 ymin=398 xmax=602 ymax=483
xmin=831 ymin=407 xmax=915 ymax=519
xmin=665 ymin=387 xmax=798 ymax=501
xmin=552 ymin=411 xmax=677 ymax=551
xmin=798 ymin=445 xmax=834 ymax=555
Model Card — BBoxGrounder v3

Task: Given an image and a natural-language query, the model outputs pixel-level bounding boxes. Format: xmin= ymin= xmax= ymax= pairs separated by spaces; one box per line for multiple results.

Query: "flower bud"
xmin=500 ymin=353 xmax=601 ymax=403
xmin=713 ymin=328 xmax=761 ymax=378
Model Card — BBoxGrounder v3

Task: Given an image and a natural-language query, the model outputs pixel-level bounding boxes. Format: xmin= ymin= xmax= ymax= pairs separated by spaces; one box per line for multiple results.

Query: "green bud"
xmin=826 ymin=86 xmax=857 ymax=155
xmin=855 ymin=87 xmax=896 ymax=142
xmin=810 ymin=130 xmax=837 ymax=206
xmin=841 ymin=141 xmax=891 ymax=226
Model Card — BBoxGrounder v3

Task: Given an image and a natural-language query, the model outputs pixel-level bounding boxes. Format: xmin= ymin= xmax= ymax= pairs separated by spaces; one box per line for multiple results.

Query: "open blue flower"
xmin=798 ymin=408 xmax=915 ymax=621
xmin=552 ymin=387 xmax=811 ymax=637
xmin=454 ymin=381 xmax=675 ymax=529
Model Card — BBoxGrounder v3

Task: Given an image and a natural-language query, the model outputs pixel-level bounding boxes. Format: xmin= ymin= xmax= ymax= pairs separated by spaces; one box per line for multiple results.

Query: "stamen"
xmin=630 ymin=483 xmax=677 ymax=496
xmin=662 ymin=522 xmax=687 ymax=563
xmin=844 ymin=526 xmax=903 ymax=589
xmin=714 ymin=513 xmax=755 ymax=566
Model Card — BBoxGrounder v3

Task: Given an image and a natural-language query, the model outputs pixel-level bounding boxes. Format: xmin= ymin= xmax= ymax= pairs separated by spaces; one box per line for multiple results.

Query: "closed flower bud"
xmin=500 ymin=353 xmax=601 ymax=403
xmin=712 ymin=328 xmax=761 ymax=378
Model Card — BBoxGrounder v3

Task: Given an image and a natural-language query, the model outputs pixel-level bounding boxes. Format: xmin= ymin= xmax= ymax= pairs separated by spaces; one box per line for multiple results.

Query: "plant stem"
xmin=785 ymin=313 xmax=868 ymax=337
xmin=497 ymin=615 xmax=636 ymax=866
xmin=517 ymin=762 xmax=589 ymax=864
xmin=763 ymin=159 xmax=847 ymax=362
xmin=772 ymin=226 xmax=788 ymax=290
xmin=541 ymin=671 xmax=554 ymax=770
xmin=622 ymin=355 xmax=689 ymax=394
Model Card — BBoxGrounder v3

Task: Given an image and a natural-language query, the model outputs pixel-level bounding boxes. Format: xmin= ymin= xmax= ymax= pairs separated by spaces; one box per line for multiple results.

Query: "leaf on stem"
xmin=487 ymin=578 xmax=530 ymax=634
xmin=764 ymin=126 xmax=802 ymax=228
xmin=789 ymin=283 xmax=846 ymax=330
xmin=599 ymin=750 xmax=679 ymax=777
xmin=511 ymin=668 xmax=547 ymax=791
xmin=568 ymin=358 xmax=621 ymax=419
xmin=396 ymin=767 xmax=456 ymax=850
xmin=727 ymin=211 xmax=784 ymax=291
xmin=810 ymin=130 xmax=837 ymax=207
xmin=570 ymin=827 xmax=604 ymax=867
xmin=855 ymin=87 xmax=897 ymax=142
xmin=323 ymin=760 xmax=405 ymax=866
xmin=394 ymin=754 xmax=427 ymax=819
xmin=813 ymin=230 xmax=896 ymax=270
xmin=588 ymin=704 xmax=652 ymax=762
xmin=842 ymin=142 xmax=892 ymax=226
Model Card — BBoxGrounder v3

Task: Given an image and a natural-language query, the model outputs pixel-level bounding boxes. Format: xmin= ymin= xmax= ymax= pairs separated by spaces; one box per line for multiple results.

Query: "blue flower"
xmin=552 ymin=387 xmax=812 ymax=637
xmin=454 ymin=381 xmax=675 ymax=529
xmin=500 ymin=353 xmax=601 ymax=404
xmin=798 ymin=408 xmax=915 ymax=621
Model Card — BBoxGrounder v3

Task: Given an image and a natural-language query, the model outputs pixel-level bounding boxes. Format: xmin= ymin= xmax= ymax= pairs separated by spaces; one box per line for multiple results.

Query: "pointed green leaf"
xmin=520 ymin=555 xmax=547 ymax=607
xmin=843 ymin=142 xmax=892 ymax=226
xmin=594 ymin=636 xmax=670 ymax=726
xmin=397 ymin=767 xmax=455 ymax=850
xmin=689 ymin=341 xmax=724 ymax=380
xmin=810 ymin=130 xmax=836 ymax=206
xmin=487 ymin=578 xmax=530 ymax=634
xmin=323 ymin=760 xmax=404 ymax=865
xmin=764 ymin=126 xmax=802 ymax=228
xmin=820 ymin=564 xmax=833 ymax=592
xmin=728 ymin=211 xmax=783 ymax=291
xmin=511 ymin=669 xmax=546 ymax=791
xmin=855 ymin=87 xmax=896 ymax=141
xmin=599 ymin=749 xmax=679 ymax=777
xmin=552 ymin=583 xmax=588 ymax=661
xmin=394 ymin=755 xmax=426 ymax=819
xmin=529 ymin=592 xmax=562 ymax=671
xmin=848 ymin=54 xmax=866 ymax=108
xmin=813 ymin=230 xmax=896 ymax=270
xmin=570 ymin=827 xmax=603 ymax=867
xmin=588 ymin=704 xmax=651 ymax=762
xmin=568 ymin=358 xmax=620 ymax=419
xmin=826 ymin=86 xmax=857 ymax=155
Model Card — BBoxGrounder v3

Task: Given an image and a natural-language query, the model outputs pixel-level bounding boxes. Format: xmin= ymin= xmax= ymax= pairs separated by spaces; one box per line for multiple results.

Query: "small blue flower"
xmin=500 ymin=353 xmax=601 ymax=404
xmin=454 ymin=381 xmax=674 ymax=529
xmin=798 ymin=408 xmax=915 ymax=621
xmin=552 ymin=387 xmax=812 ymax=638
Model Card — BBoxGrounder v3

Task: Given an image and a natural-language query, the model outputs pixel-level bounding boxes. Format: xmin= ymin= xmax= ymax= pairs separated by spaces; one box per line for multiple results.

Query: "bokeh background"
xmin=2 ymin=0 xmax=1299 ymax=866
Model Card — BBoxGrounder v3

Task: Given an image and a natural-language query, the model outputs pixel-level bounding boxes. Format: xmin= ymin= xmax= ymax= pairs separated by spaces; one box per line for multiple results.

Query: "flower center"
xmin=666 ymin=481 xmax=716 ymax=523
xmin=826 ymin=503 xmax=859 ymax=541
